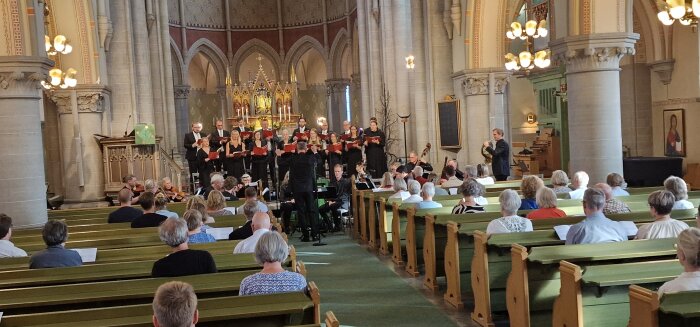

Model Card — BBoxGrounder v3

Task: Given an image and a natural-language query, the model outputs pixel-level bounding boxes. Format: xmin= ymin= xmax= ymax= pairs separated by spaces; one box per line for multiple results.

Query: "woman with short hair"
xmin=526 ymin=187 xmax=567 ymax=220
xmin=658 ymin=227 xmax=700 ymax=294
xmin=664 ymin=176 xmax=694 ymax=209
xmin=486 ymin=190 xmax=533 ymax=234
xmin=183 ymin=209 xmax=216 ymax=244
xmin=519 ymin=175 xmax=544 ymax=210
xmin=635 ymin=190 xmax=690 ymax=240
xmin=452 ymin=178 xmax=485 ymax=214
xmin=29 ymin=220 xmax=82 ymax=269
xmin=550 ymin=170 xmax=572 ymax=194
xmin=239 ymin=231 xmax=307 ymax=295
xmin=606 ymin=173 xmax=629 ymax=196
xmin=389 ymin=177 xmax=410 ymax=200
xmin=155 ymin=193 xmax=179 ymax=219
xmin=206 ymin=190 xmax=234 ymax=217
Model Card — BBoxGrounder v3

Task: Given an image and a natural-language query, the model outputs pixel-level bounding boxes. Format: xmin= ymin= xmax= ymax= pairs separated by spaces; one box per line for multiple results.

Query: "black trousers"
xmin=293 ymin=191 xmax=319 ymax=237
xmin=495 ymin=174 xmax=508 ymax=181
xmin=280 ymin=201 xmax=295 ymax=233
xmin=319 ymin=201 xmax=342 ymax=230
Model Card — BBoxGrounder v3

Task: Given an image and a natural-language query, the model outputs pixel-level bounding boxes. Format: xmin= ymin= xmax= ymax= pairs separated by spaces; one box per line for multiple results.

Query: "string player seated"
xmin=318 ymin=164 xmax=351 ymax=232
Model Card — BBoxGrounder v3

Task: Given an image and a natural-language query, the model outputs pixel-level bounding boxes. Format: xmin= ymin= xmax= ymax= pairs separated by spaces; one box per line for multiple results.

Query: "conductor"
xmin=289 ymin=141 xmax=320 ymax=242
xmin=483 ymin=128 xmax=510 ymax=181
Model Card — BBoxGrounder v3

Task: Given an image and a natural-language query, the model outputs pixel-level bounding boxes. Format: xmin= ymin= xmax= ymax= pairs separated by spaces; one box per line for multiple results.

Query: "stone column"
xmin=326 ymin=78 xmax=350 ymax=131
xmin=174 ymin=85 xmax=191 ymax=160
xmin=51 ymin=85 xmax=111 ymax=206
xmin=551 ymin=33 xmax=637 ymax=183
xmin=131 ymin=0 xmax=155 ymax=124
xmin=0 ymin=56 xmax=52 ymax=227
xmin=355 ymin=0 xmax=371 ymax=125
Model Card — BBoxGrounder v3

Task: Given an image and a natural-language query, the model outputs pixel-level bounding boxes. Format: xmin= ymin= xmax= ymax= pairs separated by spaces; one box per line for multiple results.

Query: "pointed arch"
xmin=184 ymin=38 xmax=228 ymax=86
xmin=284 ymin=35 xmax=330 ymax=81
xmin=170 ymin=37 xmax=186 ymax=84
xmin=632 ymin=0 xmax=668 ymax=62
xmin=330 ymin=28 xmax=350 ymax=78
xmin=231 ymin=39 xmax=283 ymax=81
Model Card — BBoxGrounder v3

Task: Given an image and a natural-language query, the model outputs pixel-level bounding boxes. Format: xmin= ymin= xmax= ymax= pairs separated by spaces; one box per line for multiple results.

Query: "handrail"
xmin=159 ymin=148 xmax=184 ymax=191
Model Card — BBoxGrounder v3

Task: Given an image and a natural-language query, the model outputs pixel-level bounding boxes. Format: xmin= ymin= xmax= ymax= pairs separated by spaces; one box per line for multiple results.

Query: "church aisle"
xmin=292 ymin=233 xmax=471 ymax=327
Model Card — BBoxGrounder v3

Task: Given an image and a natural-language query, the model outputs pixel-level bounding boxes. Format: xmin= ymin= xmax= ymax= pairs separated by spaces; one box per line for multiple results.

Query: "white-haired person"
xmin=378 ymin=172 xmax=394 ymax=190
xmin=152 ymin=218 xmax=217 ymax=277
xmin=486 ymin=190 xmax=533 ymax=234
xmin=664 ymin=176 xmax=695 ymax=210
xmin=416 ymin=183 xmax=443 ymax=209
xmin=567 ymin=171 xmax=589 ymax=200
xmin=234 ymin=212 xmax=271 ymax=254
xmin=658 ymin=227 xmax=700 ymax=295
xmin=152 ymin=281 xmax=199 ymax=327
xmin=475 ymin=164 xmax=495 ymax=185
xmin=636 ymin=190 xmax=690 ymax=240
xmin=452 ymin=178 xmax=485 ymax=214
xmin=412 ymin=166 xmax=427 ymax=186
xmin=526 ymin=187 xmax=567 ymax=220
xmin=550 ymin=170 xmax=572 ymax=194
xmin=239 ymin=231 xmax=307 ymax=295
xmin=596 ymin=183 xmax=631 ymax=214
xmin=606 ymin=173 xmax=629 ymax=196
xmin=183 ymin=209 xmax=215 ymax=244
xmin=403 ymin=180 xmax=423 ymax=204
xmin=463 ymin=165 xmax=477 ymax=179
xmin=389 ymin=177 xmax=410 ymax=200
xmin=565 ymin=188 xmax=627 ymax=245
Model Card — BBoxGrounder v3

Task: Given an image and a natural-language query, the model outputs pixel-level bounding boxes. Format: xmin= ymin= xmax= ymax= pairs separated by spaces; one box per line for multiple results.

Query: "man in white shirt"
xmin=236 ymin=187 xmax=269 ymax=214
xmin=403 ymin=180 xmax=423 ymax=204
xmin=0 ymin=214 xmax=27 ymax=257
xmin=234 ymin=212 xmax=271 ymax=253
xmin=568 ymin=171 xmax=589 ymax=200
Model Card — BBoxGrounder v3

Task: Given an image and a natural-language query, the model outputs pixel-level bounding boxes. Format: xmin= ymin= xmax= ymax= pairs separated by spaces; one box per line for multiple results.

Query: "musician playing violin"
xmin=161 ymin=177 xmax=185 ymax=202
xmin=121 ymin=174 xmax=141 ymax=204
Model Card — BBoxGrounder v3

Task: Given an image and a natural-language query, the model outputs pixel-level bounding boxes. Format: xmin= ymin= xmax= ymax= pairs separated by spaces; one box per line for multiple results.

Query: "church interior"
xmin=1 ymin=0 xmax=700 ymax=326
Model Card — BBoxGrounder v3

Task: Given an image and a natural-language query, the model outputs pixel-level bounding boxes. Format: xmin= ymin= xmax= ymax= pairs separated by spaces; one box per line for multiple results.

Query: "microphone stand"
xmin=312 ymin=155 xmax=326 ymax=246
xmin=398 ymin=113 xmax=411 ymax=164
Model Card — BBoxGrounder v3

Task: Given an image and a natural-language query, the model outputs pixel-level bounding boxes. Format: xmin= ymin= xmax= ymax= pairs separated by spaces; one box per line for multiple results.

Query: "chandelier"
xmin=506 ymin=20 xmax=548 ymax=40
xmin=41 ymin=0 xmax=78 ymax=91
xmin=504 ymin=4 xmax=551 ymax=71
xmin=41 ymin=68 xmax=78 ymax=90
xmin=45 ymin=35 xmax=72 ymax=56
xmin=657 ymin=0 xmax=700 ymax=28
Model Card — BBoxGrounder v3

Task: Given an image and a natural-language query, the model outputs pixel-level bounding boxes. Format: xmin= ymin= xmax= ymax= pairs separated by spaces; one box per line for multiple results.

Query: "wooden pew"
xmin=552 ymin=259 xmax=682 ymax=327
xmin=0 ymin=282 xmax=322 ymax=327
xmin=629 ymin=285 xmax=700 ymax=327
xmin=506 ymin=238 xmax=677 ymax=327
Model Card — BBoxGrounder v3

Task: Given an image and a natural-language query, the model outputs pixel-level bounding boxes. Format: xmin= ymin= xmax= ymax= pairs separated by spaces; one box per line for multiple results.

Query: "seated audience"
xmin=664 ymin=176 xmax=695 ymax=209
xmin=154 ymin=193 xmax=179 ymax=219
xmin=550 ymin=170 xmax=573 ymax=194
xmin=378 ymin=172 xmax=394 ymax=190
xmin=29 ymin=220 xmax=82 ymax=269
xmin=228 ymin=200 xmax=259 ymax=240
xmin=0 ymin=214 xmax=27 ymax=257
xmin=519 ymin=175 xmax=544 ymax=210
xmin=236 ymin=187 xmax=269 ymax=214
xmin=206 ymin=190 xmax=234 ymax=217
xmin=636 ymin=190 xmax=690 ymax=240
xmin=566 ymin=188 xmax=627 ymax=245
xmin=452 ymin=178 xmax=485 ymax=214
xmin=412 ymin=166 xmax=427 ymax=186
xmin=152 ymin=218 xmax=217 ymax=277
xmin=658 ymin=227 xmax=700 ymax=295
xmin=186 ymin=196 xmax=215 ymax=225
xmin=441 ymin=165 xmax=463 ymax=188
xmin=183 ymin=209 xmax=216 ymax=244
xmin=596 ymin=183 xmax=631 ymax=214
xmin=239 ymin=231 xmax=307 ymax=295
xmin=234 ymin=212 xmax=271 ymax=254
xmin=486 ymin=190 xmax=533 ymax=234
xmin=463 ymin=165 xmax=477 ymax=179
xmin=403 ymin=180 xmax=424 ymax=204
xmin=152 ymin=281 xmax=199 ymax=327
xmin=440 ymin=159 xmax=464 ymax=180
xmin=475 ymin=164 xmax=495 ymax=185
xmin=395 ymin=165 xmax=409 ymax=181
xmin=131 ymin=192 xmax=168 ymax=228
xmin=427 ymin=173 xmax=448 ymax=196
xmin=416 ymin=183 xmax=443 ymax=209
xmin=108 ymin=188 xmax=142 ymax=223
xmin=606 ymin=172 xmax=629 ymax=196
xmin=389 ymin=177 xmax=410 ymax=200
xmin=221 ymin=176 xmax=239 ymax=201
xmin=526 ymin=187 xmax=566 ymax=220
xmin=567 ymin=171 xmax=589 ymax=200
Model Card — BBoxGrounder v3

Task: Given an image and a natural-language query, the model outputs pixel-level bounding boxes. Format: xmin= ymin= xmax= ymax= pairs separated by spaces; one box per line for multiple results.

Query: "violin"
xmin=163 ymin=186 xmax=186 ymax=202
xmin=133 ymin=182 xmax=145 ymax=193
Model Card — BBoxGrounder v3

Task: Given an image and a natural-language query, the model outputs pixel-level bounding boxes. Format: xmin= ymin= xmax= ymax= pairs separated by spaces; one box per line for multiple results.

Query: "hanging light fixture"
xmin=45 ymin=34 xmax=73 ymax=56
xmin=41 ymin=1 xmax=78 ymax=90
xmin=41 ymin=68 xmax=78 ymax=90
xmin=504 ymin=3 xmax=551 ymax=72
xmin=506 ymin=20 xmax=548 ymax=40
xmin=657 ymin=0 xmax=700 ymax=28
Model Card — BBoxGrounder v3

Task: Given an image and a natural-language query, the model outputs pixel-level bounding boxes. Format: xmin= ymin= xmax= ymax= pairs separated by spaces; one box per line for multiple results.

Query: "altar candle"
xmin=287 ymin=106 xmax=291 ymax=121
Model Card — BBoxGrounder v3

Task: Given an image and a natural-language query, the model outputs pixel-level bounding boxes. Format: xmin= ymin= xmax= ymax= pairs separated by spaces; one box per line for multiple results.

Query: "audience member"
xmin=441 ymin=165 xmax=463 ymax=188
xmin=239 ymin=231 xmax=307 ymax=295
xmin=606 ymin=173 xmax=629 ymax=196
xmin=403 ymin=180 xmax=423 ymax=204
xmin=108 ymin=188 xmax=143 ymax=223
xmin=396 ymin=165 xmax=409 ymax=181
xmin=519 ymin=175 xmax=544 ymax=210
xmin=152 ymin=218 xmax=217 ymax=277
xmin=378 ymin=172 xmax=394 ymax=190
xmin=475 ymin=164 xmax=495 ymax=185
xmin=183 ymin=209 xmax=216 ymax=244
xmin=417 ymin=183 xmax=443 ymax=209
xmin=636 ymin=190 xmax=690 ymax=240
xmin=29 ymin=220 xmax=82 ymax=269
xmin=526 ymin=187 xmax=566 ymax=220
xmin=412 ymin=166 xmax=427 ymax=185
xmin=234 ymin=212 xmax=271 ymax=254
xmin=664 ymin=176 xmax=694 ymax=209
xmin=131 ymin=192 xmax=168 ymax=228
xmin=440 ymin=159 xmax=464 ymax=180
xmin=0 ymin=214 xmax=27 ymax=257
xmin=452 ymin=179 xmax=485 ymax=214
xmin=463 ymin=165 xmax=477 ymax=179
xmin=203 ymin=173 xmax=225 ymax=199
xmin=152 ymin=281 xmax=199 ymax=327
xmin=596 ymin=183 xmax=631 ymax=214
xmin=551 ymin=170 xmax=572 ymax=194
xmin=228 ymin=200 xmax=259 ymax=240
xmin=567 ymin=171 xmax=589 ymax=200
xmin=427 ymin=173 xmax=448 ymax=196
xmin=206 ymin=190 xmax=234 ymax=217
xmin=236 ymin=187 xmax=269 ymax=214
xmin=154 ymin=193 xmax=179 ymax=219
xmin=486 ymin=190 xmax=533 ymax=234
xmin=221 ymin=176 xmax=239 ymax=201
xmin=389 ymin=177 xmax=410 ymax=200
xmin=658 ymin=227 xmax=700 ymax=295
xmin=565 ymin=188 xmax=627 ymax=245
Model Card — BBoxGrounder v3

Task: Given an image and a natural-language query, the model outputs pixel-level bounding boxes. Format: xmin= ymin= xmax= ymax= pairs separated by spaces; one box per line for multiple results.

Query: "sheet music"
xmin=225 ymin=207 xmax=237 ymax=215
xmin=205 ymin=227 xmax=234 ymax=240
xmin=618 ymin=221 xmax=639 ymax=236
xmin=553 ymin=225 xmax=570 ymax=241
xmin=71 ymin=248 xmax=98 ymax=263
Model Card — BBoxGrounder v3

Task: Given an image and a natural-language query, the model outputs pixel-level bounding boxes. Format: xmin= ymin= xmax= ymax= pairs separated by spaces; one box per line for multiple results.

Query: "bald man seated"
xmin=233 ymin=212 xmax=272 ymax=254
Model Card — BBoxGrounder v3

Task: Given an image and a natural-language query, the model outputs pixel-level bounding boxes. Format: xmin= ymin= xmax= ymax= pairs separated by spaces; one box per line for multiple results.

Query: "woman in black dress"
xmin=364 ymin=120 xmax=387 ymax=178
xmin=250 ymin=131 xmax=269 ymax=187
xmin=326 ymin=132 xmax=343 ymax=182
xmin=344 ymin=125 xmax=362 ymax=179
xmin=224 ymin=130 xmax=246 ymax=180
xmin=275 ymin=129 xmax=295 ymax=182
xmin=196 ymin=137 xmax=215 ymax=188
xmin=307 ymin=128 xmax=326 ymax=178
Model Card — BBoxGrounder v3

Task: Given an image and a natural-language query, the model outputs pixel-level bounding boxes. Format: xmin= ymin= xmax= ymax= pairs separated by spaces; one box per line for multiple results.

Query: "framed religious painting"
xmin=663 ymin=109 xmax=685 ymax=157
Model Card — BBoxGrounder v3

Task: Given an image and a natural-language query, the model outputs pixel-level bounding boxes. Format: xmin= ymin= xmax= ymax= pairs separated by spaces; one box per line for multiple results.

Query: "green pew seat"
xmin=629 ymin=285 xmax=700 ymax=327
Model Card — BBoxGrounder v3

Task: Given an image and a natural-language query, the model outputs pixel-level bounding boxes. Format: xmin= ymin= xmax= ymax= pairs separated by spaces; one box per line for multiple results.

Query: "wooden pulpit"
xmin=98 ymin=136 xmax=162 ymax=193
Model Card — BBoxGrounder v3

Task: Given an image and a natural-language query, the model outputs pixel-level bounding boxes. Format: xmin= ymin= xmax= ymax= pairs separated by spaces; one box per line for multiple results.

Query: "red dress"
xmin=526 ymin=207 xmax=567 ymax=220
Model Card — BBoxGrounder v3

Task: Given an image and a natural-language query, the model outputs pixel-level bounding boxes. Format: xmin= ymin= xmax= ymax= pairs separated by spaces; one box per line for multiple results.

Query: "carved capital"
xmin=174 ymin=85 xmax=191 ymax=99
xmin=50 ymin=85 xmax=110 ymax=114
xmin=325 ymin=78 xmax=351 ymax=95
xmin=0 ymin=56 xmax=53 ymax=98
xmin=648 ymin=59 xmax=675 ymax=86
xmin=459 ymin=72 xmax=510 ymax=96
xmin=550 ymin=33 xmax=638 ymax=75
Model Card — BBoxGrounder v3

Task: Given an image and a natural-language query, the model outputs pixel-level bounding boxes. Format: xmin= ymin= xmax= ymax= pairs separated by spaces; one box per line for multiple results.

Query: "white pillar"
xmin=130 ymin=0 xmax=155 ymax=124
xmin=551 ymin=33 xmax=637 ymax=183
xmin=356 ymin=0 xmax=371 ymax=125
xmin=0 ymin=56 xmax=52 ymax=227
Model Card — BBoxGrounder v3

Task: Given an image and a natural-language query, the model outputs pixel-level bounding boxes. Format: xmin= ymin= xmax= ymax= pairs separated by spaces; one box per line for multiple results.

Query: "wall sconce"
xmin=526 ymin=112 xmax=537 ymax=124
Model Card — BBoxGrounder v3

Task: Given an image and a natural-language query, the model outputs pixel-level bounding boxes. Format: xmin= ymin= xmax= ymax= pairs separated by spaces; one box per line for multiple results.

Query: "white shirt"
xmin=486 ymin=215 xmax=533 ymax=234
xmin=0 ymin=239 xmax=27 ymax=258
xmin=218 ymin=129 xmax=224 ymax=137
xmin=568 ymin=187 xmax=587 ymax=200
xmin=475 ymin=196 xmax=489 ymax=206
xmin=194 ymin=132 xmax=201 ymax=140
xmin=476 ymin=177 xmax=495 ymax=186
xmin=673 ymin=199 xmax=694 ymax=210
xmin=635 ymin=218 xmax=689 ymax=240
xmin=389 ymin=191 xmax=410 ymax=200
xmin=233 ymin=228 xmax=270 ymax=254
xmin=441 ymin=176 xmax=463 ymax=188
xmin=611 ymin=186 xmax=629 ymax=197
xmin=403 ymin=194 xmax=423 ymax=204
xmin=658 ymin=271 xmax=700 ymax=295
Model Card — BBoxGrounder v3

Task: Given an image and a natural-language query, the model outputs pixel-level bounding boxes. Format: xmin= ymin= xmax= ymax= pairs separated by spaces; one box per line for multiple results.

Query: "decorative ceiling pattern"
xmin=229 ymin=0 xmax=278 ymax=28
xmin=167 ymin=0 xmax=180 ymax=24
xmin=185 ymin=0 xmax=225 ymax=28
xmin=282 ymin=0 xmax=323 ymax=27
